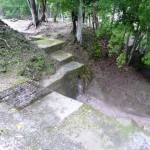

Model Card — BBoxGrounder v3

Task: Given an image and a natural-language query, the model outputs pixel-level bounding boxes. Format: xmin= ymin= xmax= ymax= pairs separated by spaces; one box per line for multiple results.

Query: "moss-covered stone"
xmin=34 ymin=38 xmax=65 ymax=54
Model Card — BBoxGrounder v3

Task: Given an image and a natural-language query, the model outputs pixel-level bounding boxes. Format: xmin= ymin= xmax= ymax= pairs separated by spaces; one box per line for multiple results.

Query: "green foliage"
xmin=96 ymin=0 xmax=150 ymax=67
xmin=142 ymin=54 xmax=150 ymax=65
xmin=108 ymin=24 xmax=126 ymax=54
xmin=116 ymin=53 xmax=126 ymax=68
xmin=61 ymin=0 xmax=79 ymax=12
xmin=91 ymin=42 xmax=101 ymax=59
xmin=0 ymin=0 xmax=30 ymax=19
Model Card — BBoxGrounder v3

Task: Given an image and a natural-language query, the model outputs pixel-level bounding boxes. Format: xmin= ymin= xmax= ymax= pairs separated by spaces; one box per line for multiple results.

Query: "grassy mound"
xmin=0 ymin=20 xmax=54 ymax=81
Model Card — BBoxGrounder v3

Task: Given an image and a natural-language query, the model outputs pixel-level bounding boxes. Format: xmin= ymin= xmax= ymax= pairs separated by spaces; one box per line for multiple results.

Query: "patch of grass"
xmin=18 ymin=54 xmax=55 ymax=81
xmin=36 ymin=38 xmax=64 ymax=46
xmin=0 ymin=25 xmax=55 ymax=81
xmin=117 ymin=124 xmax=136 ymax=136
xmin=11 ymin=76 xmax=29 ymax=87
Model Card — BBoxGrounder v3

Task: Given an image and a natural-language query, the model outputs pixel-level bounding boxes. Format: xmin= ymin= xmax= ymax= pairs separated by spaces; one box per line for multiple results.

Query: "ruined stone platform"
xmin=1 ymin=19 xmax=150 ymax=150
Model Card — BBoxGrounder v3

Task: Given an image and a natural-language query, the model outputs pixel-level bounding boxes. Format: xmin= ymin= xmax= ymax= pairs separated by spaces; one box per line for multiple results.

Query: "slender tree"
xmin=93 ymin=0 xmax=99 ymax=30
xmin=40 ymin=0 xmax=47 ymax=22
xmin=76 ymin=0 xmax=83 ymax=43
xmin=27 ymin=0 xmax=39 ymax=27
xmin=71 ymin=11 xmax=78 ymax=35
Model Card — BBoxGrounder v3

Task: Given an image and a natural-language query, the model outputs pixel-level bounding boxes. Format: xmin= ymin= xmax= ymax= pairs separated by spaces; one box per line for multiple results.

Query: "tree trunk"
xmin=40 ymin=0 xmax=47 ymax=22
xmin=93 ymin=0 xmax=99 ymax=30
xmin=125 ymin=33 xmax=130 ymax=62
xmin=71 ymin=11 xmax=78 ymax=35
xmin=53 ymin=3 xmax=59 ymax=23
xmin=76 ymin=0 xmax=83 ymax=43
xmin=27 ymin=0 xmax=39 ymax=27
xmin=89 ymin=13 xmax=91 ymax=27
xmin=54 ymin=16 xmax=57 ymax=23
xmin=61 ymin=13 xmax=64 ymax=23
xmin=110 ymin=4 xmax=116 ymax=32
xmin=83 ymin=8 xmax=85 ymax=24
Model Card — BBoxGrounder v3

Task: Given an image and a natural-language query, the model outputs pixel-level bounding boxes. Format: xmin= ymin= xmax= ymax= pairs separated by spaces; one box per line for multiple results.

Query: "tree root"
xmin=25 ymin=22 xmax=34 ymax=30
xmin=25 ymin=19 xmax=48 ymax=30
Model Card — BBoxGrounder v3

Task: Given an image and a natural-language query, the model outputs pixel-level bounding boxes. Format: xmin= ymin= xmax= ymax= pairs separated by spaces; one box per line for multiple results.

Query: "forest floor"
xmin=1 ymin=19 xmax=150 ymax=149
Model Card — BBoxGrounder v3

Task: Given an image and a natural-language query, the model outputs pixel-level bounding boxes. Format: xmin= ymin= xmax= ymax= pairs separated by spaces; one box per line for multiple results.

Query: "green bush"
xmin=142 ymin=54 xmax=150 ymax=65
xmin=90 ymin=42 xmax=101 ymax=59
xmin=116 ymin=53 xmax=126 ymax=68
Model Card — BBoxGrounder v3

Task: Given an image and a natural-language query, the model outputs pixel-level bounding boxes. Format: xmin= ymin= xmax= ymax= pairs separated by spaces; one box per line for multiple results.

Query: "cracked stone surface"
xmin=1 ymin=98 xmax=150 ymax=150
xmin=0 ymin=92 xmax=83 ymax=150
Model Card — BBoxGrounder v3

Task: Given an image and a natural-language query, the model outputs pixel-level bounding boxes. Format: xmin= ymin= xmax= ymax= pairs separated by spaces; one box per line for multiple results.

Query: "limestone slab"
xmin=34 ymin=38 xmax=65 ymax=53
xmin=51 ymin=50 xmax=73 ymax=62
xmin=41 ymin=61 xmax=84 ymax=88
xmin=0 ymin=95 xmax=83 ymax=150
xmin=21 ymin=92 xmax=83 ymax=125
xmin=50 ymin=50 xmax=73 ymax=68
xmin=29 ymin=34 xmax=44 ymax=40
xmin=40 ymin=61 xmax=85 ymax=98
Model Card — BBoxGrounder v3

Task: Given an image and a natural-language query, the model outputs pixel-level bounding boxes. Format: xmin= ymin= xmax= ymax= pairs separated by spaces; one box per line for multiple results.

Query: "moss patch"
xmin=54 ymin=104 xmax=150 ymax=142
xmin=35 ymin=38 xmax=65 ymax=48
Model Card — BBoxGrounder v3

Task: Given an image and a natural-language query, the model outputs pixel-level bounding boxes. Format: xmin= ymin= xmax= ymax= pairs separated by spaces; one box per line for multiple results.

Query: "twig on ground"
xmin=0 ymin=38 xmax=13 ymax=50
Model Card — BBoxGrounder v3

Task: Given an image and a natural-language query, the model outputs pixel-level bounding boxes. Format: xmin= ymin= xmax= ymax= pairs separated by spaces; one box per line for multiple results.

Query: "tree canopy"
xmin=0 ymin=0 xmax=149 ymax=66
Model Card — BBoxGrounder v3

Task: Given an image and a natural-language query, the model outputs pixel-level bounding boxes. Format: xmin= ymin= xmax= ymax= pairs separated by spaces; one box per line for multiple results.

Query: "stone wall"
xmin=0 ymin=81 xmax=43 ymax=110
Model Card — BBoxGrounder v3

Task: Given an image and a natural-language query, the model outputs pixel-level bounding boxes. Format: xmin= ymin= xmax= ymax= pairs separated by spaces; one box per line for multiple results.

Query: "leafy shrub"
xmin=142 ymin=54 xmax=150 ymax=65
xmin=116 ymin=53 xmax=126 ymax=68
xmin=91 ymin=42 xmax=101 ymax=59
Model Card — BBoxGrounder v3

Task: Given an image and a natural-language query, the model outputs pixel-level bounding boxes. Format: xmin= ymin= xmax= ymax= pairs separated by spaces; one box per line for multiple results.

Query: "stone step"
xmin=34 ymin=38 xmax=65 ymax=54
xmin=50 ymin=50 xmax=73 ymax=68
xmin=0 ymin=92 xmax=83 ymax=149
xmin=29 ymin=34 xmax=44 ymax=41
xmin=20 ymin=92 xmax=83 ymax=128
xmin=0 ymin=61 xmax=85 ymax=109
xmin=41 ymin=61 xmax=85 ymax=98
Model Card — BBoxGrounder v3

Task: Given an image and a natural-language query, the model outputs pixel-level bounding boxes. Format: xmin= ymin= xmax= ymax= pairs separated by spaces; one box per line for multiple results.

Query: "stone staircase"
xmin=0 ymin=36 xmax=86 ymax=149
xmin=0 ymin=36 xmax=86 ymax=110
xmin=50 ymin=50 xmax=73 ymax=69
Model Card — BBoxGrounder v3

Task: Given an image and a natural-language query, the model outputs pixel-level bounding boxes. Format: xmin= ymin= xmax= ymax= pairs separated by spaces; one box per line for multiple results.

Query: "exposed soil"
xmin=65 ymin=33 xmax=150 ymax=130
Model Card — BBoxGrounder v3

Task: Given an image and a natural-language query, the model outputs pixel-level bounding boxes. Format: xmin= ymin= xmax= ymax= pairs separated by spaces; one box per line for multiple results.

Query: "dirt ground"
xmin=2 ymin=19 xmax=150 ymax=130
